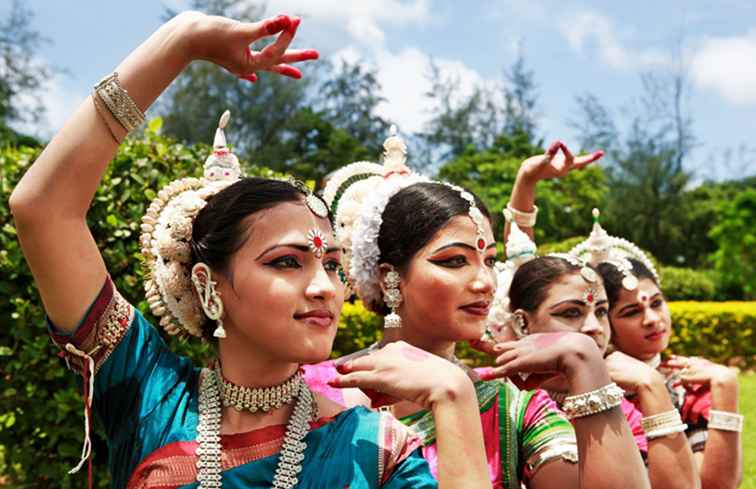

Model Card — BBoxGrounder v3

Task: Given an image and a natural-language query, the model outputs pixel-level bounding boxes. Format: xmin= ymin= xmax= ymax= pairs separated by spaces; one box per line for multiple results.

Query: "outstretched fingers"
xmin=260 ymin=16 xmax=301 ymax=62
xmin=241 ymin=14 xmax=292 ymax=43
xmin=573 ymin=149 xmax=605 ymax=169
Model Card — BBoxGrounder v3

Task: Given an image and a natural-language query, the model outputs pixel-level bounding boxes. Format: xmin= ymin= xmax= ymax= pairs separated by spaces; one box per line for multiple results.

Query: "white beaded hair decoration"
xmin=140 ymin=110 xmax=241 ymax=337
xmin=485 ymin=219 xmax=537 ymax=341
xmin=569 ymin=208 xmax=660 ymax=290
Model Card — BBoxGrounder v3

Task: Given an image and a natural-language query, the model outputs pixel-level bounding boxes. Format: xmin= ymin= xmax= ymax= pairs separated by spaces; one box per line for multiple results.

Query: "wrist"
xmin=562 ymin=341 xmax=612 ymax=394
xmin=711 ymin=371 xmax=739 ymax=411
xmin=428 ymin=370 xmax=475 ymax=409
xmin=635 ymin=372 xmax=675 ymax=415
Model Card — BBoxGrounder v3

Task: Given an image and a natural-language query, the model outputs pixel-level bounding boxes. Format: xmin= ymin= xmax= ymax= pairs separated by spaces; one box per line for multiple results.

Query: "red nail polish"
xmin=327 ymin=378 xmax=341 ymax=387
xmin=547 ymin=141 xmax=560 ymax=156
xmin=335 ymin=362 xmax=351 ymax=374
xmin=241 ymin=74 xmax=257 ymax=83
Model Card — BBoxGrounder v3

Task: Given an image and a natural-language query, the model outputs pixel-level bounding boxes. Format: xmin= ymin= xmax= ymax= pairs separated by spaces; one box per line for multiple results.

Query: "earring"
xmin=511 ymin=312 xmax=528 ymax=338
xmin=191 ymin=262 xmax=226 ymax=338
xmin=383 ymin=269 xmax=402 ymax=328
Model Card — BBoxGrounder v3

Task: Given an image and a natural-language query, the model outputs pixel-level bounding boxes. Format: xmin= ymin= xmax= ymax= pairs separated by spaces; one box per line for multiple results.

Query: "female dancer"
xmin=307 ymin=133 xmax=649 ymax=489
xmin=8 ymin=12 xmax=491 ymax=488
xmin=506 ymin=144 xmax=742 ymax=488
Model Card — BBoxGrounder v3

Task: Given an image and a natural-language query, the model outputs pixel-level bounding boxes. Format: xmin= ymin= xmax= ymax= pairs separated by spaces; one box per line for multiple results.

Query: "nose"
xmin=642 ymin=306 xmax=660 ymax=329
xmin=580 ymin=313 xmax=603 ymax=338
xmin=305 ymin=263 xmax=337 ymax=301
xmin=470 ymin=262 xmax=495 ymax=295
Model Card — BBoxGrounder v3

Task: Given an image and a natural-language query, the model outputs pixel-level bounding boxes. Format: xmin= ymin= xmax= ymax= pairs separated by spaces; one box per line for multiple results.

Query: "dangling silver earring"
xmin=383 ymin=269 xmax=402 ymax=328
xmin=191 ymin=262 xmax=226 ymax=338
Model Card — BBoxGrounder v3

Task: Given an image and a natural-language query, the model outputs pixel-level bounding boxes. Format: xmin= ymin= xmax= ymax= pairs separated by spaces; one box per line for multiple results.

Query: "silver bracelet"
xmin=562 ymin=382 xmax=624 ymax=419
xmin=94 ymin=72 xmax=145 ymax=133
xmin=503 ymin=202 xmax=538 ymax=228
xmin=641 ymin=409 xmax=683 ymax=433
xmin=645 ymin=423 xmax=688 ymax=440
xmin=708 ymin=410 xmax=744 ymax=432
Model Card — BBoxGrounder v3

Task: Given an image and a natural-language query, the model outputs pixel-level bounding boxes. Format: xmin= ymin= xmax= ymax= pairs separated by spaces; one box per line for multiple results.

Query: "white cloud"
xmin=689 ymin=29 xmax=756 ymax=105
xmin=331 ymin=45 xmax=487 ymax=134
xmin=261 ymin=0 xmax=430 ymax=47
xmin=559 ymin=11 xmax=669 ymax=70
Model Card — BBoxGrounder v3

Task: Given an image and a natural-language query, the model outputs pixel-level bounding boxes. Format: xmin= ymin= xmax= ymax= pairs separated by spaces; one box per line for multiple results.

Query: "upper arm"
xmin=15 ymin=214 xmax=107 ymax=332
xmin=528 ymin=459 xmax=580 ymax=489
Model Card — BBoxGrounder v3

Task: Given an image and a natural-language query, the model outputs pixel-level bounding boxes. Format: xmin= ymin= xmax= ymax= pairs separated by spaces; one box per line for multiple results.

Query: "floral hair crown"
xmin=569 ymin=208 xmax=660 ymax=290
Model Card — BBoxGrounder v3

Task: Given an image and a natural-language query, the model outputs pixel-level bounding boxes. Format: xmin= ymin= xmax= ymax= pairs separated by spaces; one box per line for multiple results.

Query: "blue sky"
xmin=8 ymin=0 xmax=756 ymax=180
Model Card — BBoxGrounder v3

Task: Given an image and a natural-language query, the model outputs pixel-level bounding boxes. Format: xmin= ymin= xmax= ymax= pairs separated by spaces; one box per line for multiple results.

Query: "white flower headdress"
xmin=140 ymin=110 xmax=241 ymax=337
xmin=569 ymin=208 xmax=660 ymax=290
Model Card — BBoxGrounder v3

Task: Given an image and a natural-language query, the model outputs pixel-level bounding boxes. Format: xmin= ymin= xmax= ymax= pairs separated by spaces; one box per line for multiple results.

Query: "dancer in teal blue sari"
xmin=12 ymin=11 xmax=492 ymax=489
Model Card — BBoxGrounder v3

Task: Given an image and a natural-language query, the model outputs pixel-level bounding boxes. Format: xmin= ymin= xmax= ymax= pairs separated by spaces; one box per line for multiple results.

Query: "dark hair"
xmin=378 ymin=182 xmax=492 ymax=269
xmin=372 ymin=182 xmax=492 ymax=313
xmin=190 ymin=177 xmax=313 ymax=338
xmin=597 ymin=258 xmax=658 ymax=309
xmin=509 ymin=256 xmax=597 ymax=312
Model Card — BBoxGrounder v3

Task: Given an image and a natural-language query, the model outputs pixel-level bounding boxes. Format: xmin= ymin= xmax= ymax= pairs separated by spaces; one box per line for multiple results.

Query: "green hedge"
xmin=668 ymin=302 xmax=756 ymax=369
xmin=2 ymin=130 xmax=753 ymax=486
xmin=660 ymin=266 xmax=717 ymax=301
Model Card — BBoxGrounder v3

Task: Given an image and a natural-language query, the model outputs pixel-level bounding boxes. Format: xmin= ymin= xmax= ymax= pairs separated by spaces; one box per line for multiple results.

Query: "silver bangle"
xmin=641 ymin=409 xmax=683 ymax=433
xmin=708 ymin=410 xmax=744 ymax=432
xmin=504 ymin=202 xmax=538 ymax=228
xmin=562 ymin=382 xmax=624 ymax=420
xmin=646 ymin=423 xmax=688 ymax=440
xmin=94 ymin=72 xmax=146 ymax=133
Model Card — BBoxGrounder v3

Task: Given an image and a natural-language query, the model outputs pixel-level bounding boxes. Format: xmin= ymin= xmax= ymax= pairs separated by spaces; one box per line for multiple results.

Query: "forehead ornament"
xmin=306 ymin=229 xmax=328 ymax=258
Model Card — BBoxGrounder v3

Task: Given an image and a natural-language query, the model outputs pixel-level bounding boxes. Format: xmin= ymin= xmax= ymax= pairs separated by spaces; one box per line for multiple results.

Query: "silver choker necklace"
xmin=215 ymin=365 xmax=303 ymax=413
xmin=196 ymin=366 xmax=319 ymax=489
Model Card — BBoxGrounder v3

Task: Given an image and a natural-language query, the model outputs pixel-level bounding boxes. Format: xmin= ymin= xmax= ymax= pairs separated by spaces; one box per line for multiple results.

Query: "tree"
xmin=318 ymin=60 xmax=390 ymax=155
xmin=709 ymin=188 xmax=756 ymax=299
xmin=502 ymin=49 xmax=538 ymax=142
xmin=0 ymin=0 xmax=51 ymax=142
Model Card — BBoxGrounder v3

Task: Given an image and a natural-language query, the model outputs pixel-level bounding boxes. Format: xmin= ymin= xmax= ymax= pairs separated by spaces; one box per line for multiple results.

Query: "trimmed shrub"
xmin=668 ymin=302 xmax=756 ymax=369
xmin=661 ymin=266 xmax=717 ymax=301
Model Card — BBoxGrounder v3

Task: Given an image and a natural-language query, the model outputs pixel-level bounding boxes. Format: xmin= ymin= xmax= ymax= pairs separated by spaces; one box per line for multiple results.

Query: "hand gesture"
xmin=328 ymin=341 xmax=471 ymax=410
xmin=471 ymin=332 xmax=603 ymax=390
xmin=605 ymin=351 xmax=662 ymax=393
xmin=179 ymin=11 xmax=319 ymax=82
xmin=661 ymin=355 xmax=738 ymax=389
xmin=518 ymin=140 xmax=603 ymax=183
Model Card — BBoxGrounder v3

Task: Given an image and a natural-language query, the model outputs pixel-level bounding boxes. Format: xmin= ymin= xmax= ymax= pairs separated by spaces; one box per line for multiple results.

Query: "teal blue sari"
xmin=50 ymin=277 xmax=435 ymax=488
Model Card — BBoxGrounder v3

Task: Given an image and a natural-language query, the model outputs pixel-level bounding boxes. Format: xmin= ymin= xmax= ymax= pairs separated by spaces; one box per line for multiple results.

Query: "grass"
xmin=741 ymin=373 xmax=756 ymax=489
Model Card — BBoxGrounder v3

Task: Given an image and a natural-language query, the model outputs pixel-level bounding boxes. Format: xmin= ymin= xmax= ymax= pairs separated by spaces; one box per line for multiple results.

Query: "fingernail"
xmin=266 ymin=15 xmax=291 ymax=34
xmin=327 ymin=378 xmax=341 ymax=387
xmin=335 ymin=362 xmax=351 ymax=374
xmin=478 ymin=369 xmax=494 ymax=381
xmin=241 ymin=74 xmax=257 ymax=83
xmin=547 ymin=141 xmax=560 ymax=155
xmin=494 ymin=344 xmax=505 ymax=352
xmin=291 ymin=17 xmax=302 ymax=31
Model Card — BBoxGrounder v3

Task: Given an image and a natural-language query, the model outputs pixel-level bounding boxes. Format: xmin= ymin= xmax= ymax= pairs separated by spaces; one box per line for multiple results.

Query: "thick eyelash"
xmin=265 ymin=256 xmax=301 ymax=269
xmin=429 ymin=256 xmax=467 ymax=267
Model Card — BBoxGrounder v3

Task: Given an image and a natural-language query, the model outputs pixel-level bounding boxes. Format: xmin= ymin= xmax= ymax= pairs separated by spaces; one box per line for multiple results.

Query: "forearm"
xmin=635 ymin=379 xmax=699 ymax=489
xmin=504 ymin=170 xmax=537 ymax=243
xmin=700 ymin=380 xmax=742 ymax=489
xmin=431 ymin=381 xmax=492 ymax=489
xmin=10 ymin=14 xmax=191 ymax=220
xmin=566 ymin=355 xmax=650 ymax=489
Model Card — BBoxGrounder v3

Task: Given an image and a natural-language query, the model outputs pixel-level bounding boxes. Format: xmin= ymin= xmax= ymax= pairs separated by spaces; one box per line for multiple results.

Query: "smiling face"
xmin=521 ymin=271 xmax=611 ymax=353
xmin=214 ymin=200 xmax=345 ymax=365
xmin=608 ymin=278 xmax=671 ymax=361
xmin=397 ymin=215 xmax=497 ymax=345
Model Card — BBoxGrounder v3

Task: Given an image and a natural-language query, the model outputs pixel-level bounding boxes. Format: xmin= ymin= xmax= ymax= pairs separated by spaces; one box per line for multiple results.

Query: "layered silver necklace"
xmin=196 ymin=366 xmax=318 ymax=489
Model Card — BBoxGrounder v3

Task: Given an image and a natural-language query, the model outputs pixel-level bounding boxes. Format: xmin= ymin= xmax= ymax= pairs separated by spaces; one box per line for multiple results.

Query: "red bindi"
xmin=477 ymin=238 xmax=486 ymax=250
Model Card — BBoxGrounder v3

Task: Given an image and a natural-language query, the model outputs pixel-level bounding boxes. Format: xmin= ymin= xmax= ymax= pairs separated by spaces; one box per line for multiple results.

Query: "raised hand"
xmin=179 ymin=11 xmax=319 ymax=82
xmin=328 ymin=341 xmax=472 ymax=410
xmin=518 ymin=140 xmax=604 ymax=183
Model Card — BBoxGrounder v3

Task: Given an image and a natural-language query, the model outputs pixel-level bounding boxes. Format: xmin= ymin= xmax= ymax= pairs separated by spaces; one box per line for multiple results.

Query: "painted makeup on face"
xmin=400 ymin=215 xmax=497 ymax=345
xmin=218 ymin=201 xmax=345 ymax=364
xmin=609 ymin=278 xmax=671 ymax=361
xmin=526 ymin=272 xmax=611 ymax=352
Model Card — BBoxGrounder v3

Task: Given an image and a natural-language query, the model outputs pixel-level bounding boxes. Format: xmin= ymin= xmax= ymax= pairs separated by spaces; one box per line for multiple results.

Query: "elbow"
xmin=8 ymin=186 xmax=39 ymax=223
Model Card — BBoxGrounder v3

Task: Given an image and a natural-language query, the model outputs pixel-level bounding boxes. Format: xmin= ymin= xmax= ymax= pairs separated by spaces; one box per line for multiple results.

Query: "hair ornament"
xmin=140 ymin=110 xmax=241 ymax=338
xmin=569 ymin=208 xmax=660 ymax=289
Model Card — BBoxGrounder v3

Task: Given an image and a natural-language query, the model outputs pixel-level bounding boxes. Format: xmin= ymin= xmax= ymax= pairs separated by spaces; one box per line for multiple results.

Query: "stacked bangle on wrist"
xmin=642 ymin=409 xmax=688 ymax=440
xmin=562 ymin=383 xmax=624 ymax=419
xmin=93 ymin=72 xmax=145 ymax=133
xmin=708 ymin=410 xmax=744 ymax=432
xmin=503 ymin=202 xmax=538 ymax=228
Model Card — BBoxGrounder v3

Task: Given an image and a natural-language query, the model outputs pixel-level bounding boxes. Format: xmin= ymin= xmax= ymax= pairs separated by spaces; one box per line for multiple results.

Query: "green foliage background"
xmin=1 ymin=129 xmax=754 ymax=486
